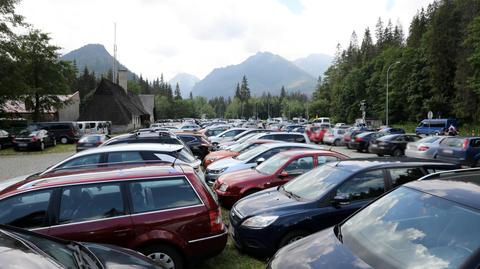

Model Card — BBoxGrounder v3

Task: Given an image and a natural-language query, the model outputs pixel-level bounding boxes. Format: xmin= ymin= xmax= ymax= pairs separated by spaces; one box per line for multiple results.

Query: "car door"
xmin=312 ymin=169 xmax=387 ymax=230
xmin=48 ymin=182 xmax=134 ymax=248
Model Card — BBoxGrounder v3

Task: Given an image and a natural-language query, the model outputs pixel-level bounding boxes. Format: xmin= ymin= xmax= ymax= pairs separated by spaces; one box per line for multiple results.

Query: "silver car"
xmin=405 ymin=136 xmax=447 ymax=159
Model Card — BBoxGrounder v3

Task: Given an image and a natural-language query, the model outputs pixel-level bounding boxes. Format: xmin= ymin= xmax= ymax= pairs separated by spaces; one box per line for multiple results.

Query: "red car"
xmin=0 ymin=163 xmax=227 ymax=269
xmin=305 ymin=124 xmax=329 ymax=144
xmin=213 ymin=149 xmax=348 ymax=208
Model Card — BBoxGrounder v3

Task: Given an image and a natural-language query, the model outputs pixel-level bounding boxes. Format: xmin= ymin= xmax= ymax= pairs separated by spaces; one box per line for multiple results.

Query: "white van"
xmin=77 ymin=121 xmax=110 ymax=135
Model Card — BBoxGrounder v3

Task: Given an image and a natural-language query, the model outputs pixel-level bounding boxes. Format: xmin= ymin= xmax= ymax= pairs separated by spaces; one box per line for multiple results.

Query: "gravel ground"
xmin=0 ymin=151 xmax=74 ymax=179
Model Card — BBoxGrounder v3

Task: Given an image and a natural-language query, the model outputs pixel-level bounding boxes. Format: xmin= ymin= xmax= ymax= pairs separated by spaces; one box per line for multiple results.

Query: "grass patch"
xmin=0 ymin=144 xmax=76 ymax=156
xmin=197 ymin=207 xmax=267 ymax=269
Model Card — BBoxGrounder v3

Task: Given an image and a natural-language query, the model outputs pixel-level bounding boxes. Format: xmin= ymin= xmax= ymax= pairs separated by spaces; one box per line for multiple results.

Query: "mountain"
xmin=293 ymin=53 xmax=333 ymax=78
xmin=169 ymin=73 xmax=200 ymax=98
xmin=60 ymin=44 xmax=136 ymax=79
xmin=192 ymin=52 xmax=317 ymax=98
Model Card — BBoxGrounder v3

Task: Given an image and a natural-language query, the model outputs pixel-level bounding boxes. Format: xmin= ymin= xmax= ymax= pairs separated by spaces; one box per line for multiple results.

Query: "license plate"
xmin=19 ymin=143 xmax=27 ymax=147
xmin=443 ymin=149 xmax=453 ymax=154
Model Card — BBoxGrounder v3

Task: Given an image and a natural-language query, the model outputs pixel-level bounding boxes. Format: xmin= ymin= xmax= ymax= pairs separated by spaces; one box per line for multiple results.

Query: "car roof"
xmin=328 ymin=159 xmax=456 ymax=173
xmin=405 ymin=179 xmax=480 ymax=209
xmin=0 ymin=163 xmax=194 ymax=198
xmin=277 ymin=149 xmax=341 ymax=157
xmin=79 ymin=143 xmax=184 ymax=156
xmin=260 ymin=142 xmax=321 ymax=149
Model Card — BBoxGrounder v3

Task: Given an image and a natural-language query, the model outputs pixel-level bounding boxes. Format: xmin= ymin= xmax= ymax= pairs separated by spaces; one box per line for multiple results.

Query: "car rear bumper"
xmin=187 ymin=230 xmax=228 ymax=262
xmin=405 ymin=149 xmax=434 ymax=159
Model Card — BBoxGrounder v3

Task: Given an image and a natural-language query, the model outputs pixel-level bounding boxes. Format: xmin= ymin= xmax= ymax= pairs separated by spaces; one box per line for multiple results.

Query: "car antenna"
xmin=171 ymin=148 xmax=181 ymax=167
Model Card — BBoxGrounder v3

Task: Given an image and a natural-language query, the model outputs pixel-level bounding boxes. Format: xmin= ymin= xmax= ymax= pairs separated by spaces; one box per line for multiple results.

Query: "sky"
xmin=17 ymin=0 xmax=434 ymax=80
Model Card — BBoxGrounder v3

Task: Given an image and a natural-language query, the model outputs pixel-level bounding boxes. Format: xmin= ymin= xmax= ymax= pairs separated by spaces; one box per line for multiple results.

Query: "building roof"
xmin=1 ymin=92 xmax=79 ymax=114
xmin=79 ymin=79 xmax=149 ymax=124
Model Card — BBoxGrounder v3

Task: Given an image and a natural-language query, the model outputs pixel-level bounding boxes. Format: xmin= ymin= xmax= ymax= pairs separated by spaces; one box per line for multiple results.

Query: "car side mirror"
xmin=332 ymin=194 xmax=350 ymax=206
xmin=256 ymin=157 xmax=265 ymax=165
xmin=278 ymin=171 xmax=289 ymax=178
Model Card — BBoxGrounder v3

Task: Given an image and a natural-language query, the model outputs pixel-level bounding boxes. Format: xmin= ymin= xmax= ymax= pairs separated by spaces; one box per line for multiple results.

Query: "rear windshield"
xmin=417 ymin=136 xmax=441 ymax=144
xmin=79 ymin=136 xmax=101 ymax=143
xmin=440 ymin=138 xmax=465 ymax=147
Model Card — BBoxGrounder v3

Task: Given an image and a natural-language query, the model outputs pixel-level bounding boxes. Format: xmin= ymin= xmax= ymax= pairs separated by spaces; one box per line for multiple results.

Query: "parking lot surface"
xmin=0 ymin=151 xmax=74 ymax=179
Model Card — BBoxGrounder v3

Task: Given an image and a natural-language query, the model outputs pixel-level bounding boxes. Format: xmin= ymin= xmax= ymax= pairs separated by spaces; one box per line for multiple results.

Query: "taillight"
xmin=418 ymin=145 xmax=429 ymax=151
xmin=355 ymin=137 xmax=363 ymax=142
xmin=463 ymin=139 xmax=469 ymax=149
xmin=31 ymin=136 xmax=38 ymax=142
xmin=209 ymin=208 xmax=224 ymax=234
xmin=96 ymin=141 xmax=103 ymax=145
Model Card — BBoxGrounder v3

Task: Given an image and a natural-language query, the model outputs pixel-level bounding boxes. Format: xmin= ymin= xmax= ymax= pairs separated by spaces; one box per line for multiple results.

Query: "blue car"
xmin=436 ymin=136 xmax=480 ymax=167
xmin=415 ymin=118 xmax=458 ymax=135
xmin=228 ymin=160 xmax=459 ymax=256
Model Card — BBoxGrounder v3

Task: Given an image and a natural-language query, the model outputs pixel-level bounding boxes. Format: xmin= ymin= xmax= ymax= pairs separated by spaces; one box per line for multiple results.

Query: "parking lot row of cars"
xmin=1 ymin=118 xmax=480 ymax=269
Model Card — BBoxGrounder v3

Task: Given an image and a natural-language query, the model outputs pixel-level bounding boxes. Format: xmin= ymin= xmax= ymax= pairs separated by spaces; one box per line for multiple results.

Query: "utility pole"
xmin=386 ymin=61 xmax=400 ymax=126
xmin=113 ymin=22 xmax=117 ymax=83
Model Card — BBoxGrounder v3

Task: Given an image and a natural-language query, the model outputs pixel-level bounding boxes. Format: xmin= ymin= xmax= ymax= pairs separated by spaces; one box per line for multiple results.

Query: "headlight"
xmin=219 ymin=183 xmax=228 ymax=192
xmin=241 ymin=215 xmax=278 ymax=228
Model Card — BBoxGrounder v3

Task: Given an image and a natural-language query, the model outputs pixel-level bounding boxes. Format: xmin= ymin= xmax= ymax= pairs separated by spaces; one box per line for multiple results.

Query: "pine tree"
xmin=174 ymin=82 xmax=182 ymax=100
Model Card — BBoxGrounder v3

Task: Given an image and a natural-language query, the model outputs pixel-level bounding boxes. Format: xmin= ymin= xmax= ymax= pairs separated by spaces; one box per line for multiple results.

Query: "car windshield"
xmin=341 ymin=187 xmax=480 ymax=269
xmin=235 ymin=144 xmax=269 ymax=161
xmin=282 ymin=164 xmax=352 ymax=200
xmin=256 ymin=153 xmax=291 ymax=175
xmin=228 ymin=142 xmax=254 ymax=153
xmin=235 ymin=133 xmax=259 ymax=144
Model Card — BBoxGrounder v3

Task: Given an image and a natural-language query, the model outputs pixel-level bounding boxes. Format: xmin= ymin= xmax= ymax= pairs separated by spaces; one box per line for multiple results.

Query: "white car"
xmin=209 ymin=128 xmax=249 ymax=145
xmin=205 ymin=142 xmax=323 ymax=183
xmin=323 ymin=128 xmax=347 ymax=146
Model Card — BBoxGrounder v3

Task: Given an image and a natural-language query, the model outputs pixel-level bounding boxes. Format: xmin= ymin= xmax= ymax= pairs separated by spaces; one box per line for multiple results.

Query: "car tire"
xmin=39 ymin=142 xmax=45 ymax=151
xmin=142 ymin=244 xmax=184 ymax=269
xmin=334 ymin=139 xmax=340 ymax=146
xmin=60 ymin=136 xmax=69 ymax=144
xmin=376 ymin=153 xmax=384 ymax=157
xmin=279 ymin=230 xmax=310 ymax=248
xmin=0 ymin=144 xmax=2 ymax=150
xmin=53 ymin=139 xmax=57 ymax=146
xmin=366 ymin=145 xmax=372 ymax=153
xmin=473 ymin=159 xmax=480 ymax=168
xmin=392 ymin=148 xmax=403 ymax=157
xmin=346 ymin=143 xmax=351 ymax=149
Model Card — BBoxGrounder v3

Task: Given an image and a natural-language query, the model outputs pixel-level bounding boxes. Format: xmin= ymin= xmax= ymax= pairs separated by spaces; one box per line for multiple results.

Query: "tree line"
xmin=313 ymin=0 xmax=480 ymax=125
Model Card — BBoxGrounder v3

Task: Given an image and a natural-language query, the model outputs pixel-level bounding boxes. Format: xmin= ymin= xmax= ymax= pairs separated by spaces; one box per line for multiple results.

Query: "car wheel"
xmin=279 ymin=230 xmax=310 ymax=248
xmin=53 ymin=139 xmax=57 ymax=146
xmin=39 ymin=142 xmax=45 ymax=151
xmin=392 ymin=148 xmax=403 ymax=157
xmin=346 ymin=143 xmax=351 ymax=149
xmin=60 ymin=136 xmax=69 ymax=144
xmin=376 ymin=154 xmax=384 ymax=157
xmin=366 ymin=145 xmax=372 ymax=153
xmin=142 ymin=245 xmax=183 ymax=269
xmin=334 ymin=139 xmax=340 ymax=146
xmin=0 ymin=144 xmax=2 ymax=150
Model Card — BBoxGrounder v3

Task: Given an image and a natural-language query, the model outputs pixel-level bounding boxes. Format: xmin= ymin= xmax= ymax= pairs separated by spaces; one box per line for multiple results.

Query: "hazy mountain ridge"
xmin=169 ymin=73 xmax=200 ymax=98
xmin=192 ymin=52 xmax=319 ymax=98
xmin=293 ymin=53 xmax=333 ymax=78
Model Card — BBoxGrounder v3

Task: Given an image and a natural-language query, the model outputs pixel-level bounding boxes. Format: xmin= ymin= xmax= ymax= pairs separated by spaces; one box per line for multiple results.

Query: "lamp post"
xmin=386 ymin=61 xmax=400 ymax=126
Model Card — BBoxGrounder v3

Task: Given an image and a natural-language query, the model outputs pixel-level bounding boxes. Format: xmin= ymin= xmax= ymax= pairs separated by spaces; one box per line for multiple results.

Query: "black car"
xmin=103 ymin=131 xmax=183 ymax=146
xmin=348 ymin=131 xmax=379 ymax=153
xmin=177 ymin=132 xmax=211 ymax=159
xmin=0 ymin=225 xmax=162 ymax=269
xmin=369 ymin=134 xmax=421 ymax=157
xmin=28 ymin=121 xmax=80 ymax=144
xmin=229 ymin=159 xmax=459 ymax=257
xmin=14 ymin=129 xmax=56 ymax=151
xmin=76 ymin=134 xmax=109 ymax=152
xmin=267 ymin=168 xmax=480 ymax=269
xmin=0 ymin=129 xmax=13 ymax=150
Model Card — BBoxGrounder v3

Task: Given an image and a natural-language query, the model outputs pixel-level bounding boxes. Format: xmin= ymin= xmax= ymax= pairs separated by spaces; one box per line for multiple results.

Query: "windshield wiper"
xmin=280 ymin=186 xmax=299 ymax=199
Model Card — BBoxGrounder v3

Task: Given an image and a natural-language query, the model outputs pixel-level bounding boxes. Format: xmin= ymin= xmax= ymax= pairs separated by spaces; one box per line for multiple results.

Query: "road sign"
xmin=428 ymin=111 xmax=433 ymax=119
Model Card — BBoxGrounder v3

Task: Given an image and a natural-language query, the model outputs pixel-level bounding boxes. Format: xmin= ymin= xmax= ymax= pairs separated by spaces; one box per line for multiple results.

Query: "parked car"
xmin=176 ymin=132 xmax=211 ymax=159
xmin=251 ymin=132 xmax=310 ymax=144
xmin=305 ymin=125 xmax=329 ymax=144
xmin=202 ymin=124 xmax=231 ymax=137
xmin=36 ymin=143 xmax=201 ymax=177
xmin=203 ymin=139 xmax=278 ymax=167
xmin=415 ymin=118 xmax=458 ymax=135
xmin=205 ymin=142 xmax=323 ymax=183
xmin=348 ymin=131 xmax=379 ymax=152
xmin=27 ymin=121 xmax=80 ymax=144
xmin=344 ymin=128 xmax=370 ymax=149
xmin=311 ymin=117 xmax=330 ymax=125
xmin=216 ymin=129 xmax=266 ymax=149
xmin=292 ymin=126 xmax=305 ymax=133
xmin=76 ymin=134 xmax=109 ymax=152
xmin=369 ymin=134 xmax=421 ymax=157
xmin=229 ymin=159 xmax=459 ymax=257
xmin=0 ymin=224 xmax=163 ymax=268
xmin=102 ymin=130 xmax=183 ymax=147
xmin=283 ymin=125 xmax=304 ymax=132
xmin=209 ymin=128 xmax=249 ymax=145
xmin=436 ymin=136 xmax=480 ymax=167
xmin=213 ymin=149 xmax=347 ymax=208
xmin=323 ymin=128 xmax=347 ymax=146
xmin=0 ymin=163 xmax=227 ymax=269
xmin=377 ymin=127 xmax=405 ymax=136
xmin=0 ymin=129 xmax=13 ymax=150
xmin=13 ymin=129 xmax=56 ymax=151
xmin=267 ymin=168 xmax=480 ymax=269
xmin=405 ymin=135 xmax=448 ymax=159
xmin=180 ymin=124 xmax=201 ymax=131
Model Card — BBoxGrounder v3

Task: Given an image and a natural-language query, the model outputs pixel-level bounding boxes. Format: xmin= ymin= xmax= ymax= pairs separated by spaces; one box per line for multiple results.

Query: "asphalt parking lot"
xmin=0 ymin=145 xmax=371 ymax=180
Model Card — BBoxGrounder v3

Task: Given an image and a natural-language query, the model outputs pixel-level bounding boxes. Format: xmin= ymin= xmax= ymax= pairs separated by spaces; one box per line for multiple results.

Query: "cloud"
xmin=16 ymin=0 xmax=434 ymax=80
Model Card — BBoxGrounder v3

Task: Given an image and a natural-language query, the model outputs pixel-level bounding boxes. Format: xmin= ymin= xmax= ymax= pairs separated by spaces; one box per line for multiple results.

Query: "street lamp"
xmin=386 ymin=61 xmax=400 ymax=126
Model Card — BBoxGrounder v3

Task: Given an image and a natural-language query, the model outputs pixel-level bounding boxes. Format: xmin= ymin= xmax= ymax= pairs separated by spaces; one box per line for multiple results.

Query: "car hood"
xmin=234 ymin=188 xmax=306 ymax=217
xmin=85 ymin=243 xmax=161 ymax=269
xmin=218 ymin=168 xmax=266 ymax=186
xmin=208 ymin=157 xmax=243 ymax=170
xmin=269 ymin=228 xmax=372 ymax=269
